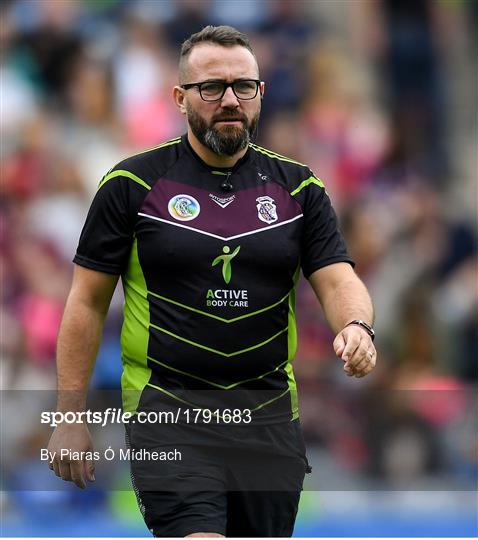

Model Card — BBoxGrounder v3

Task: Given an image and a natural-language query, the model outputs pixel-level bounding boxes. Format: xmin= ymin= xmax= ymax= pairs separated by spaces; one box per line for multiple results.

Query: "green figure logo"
xmin=212 ymin=245 xmax=241 ymax=284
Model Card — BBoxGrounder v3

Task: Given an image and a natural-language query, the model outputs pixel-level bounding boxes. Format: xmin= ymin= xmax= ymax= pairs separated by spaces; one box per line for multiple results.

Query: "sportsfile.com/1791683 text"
xmin=40 ymin=408 xmax=253 ymax=427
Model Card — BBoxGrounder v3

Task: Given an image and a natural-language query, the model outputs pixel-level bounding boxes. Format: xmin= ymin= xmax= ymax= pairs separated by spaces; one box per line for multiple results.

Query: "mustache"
xmin=213 ymin=113 xmax=247 ymax=123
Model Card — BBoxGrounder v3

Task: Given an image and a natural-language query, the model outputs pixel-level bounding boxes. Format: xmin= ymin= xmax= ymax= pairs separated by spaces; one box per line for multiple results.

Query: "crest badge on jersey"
xmin=168 ymin=194 xmax=200 ymax=221
xmin=256 ymin=196 xmax=278 ymax=224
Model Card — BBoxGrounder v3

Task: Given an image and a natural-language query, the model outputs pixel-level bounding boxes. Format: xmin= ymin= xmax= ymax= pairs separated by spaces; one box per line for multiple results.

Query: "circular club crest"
xmin=168 ymin=194 xmax=201 ymax=221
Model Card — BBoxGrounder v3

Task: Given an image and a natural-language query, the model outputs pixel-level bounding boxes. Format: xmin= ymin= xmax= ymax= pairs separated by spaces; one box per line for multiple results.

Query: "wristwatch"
xmin=345 ymin=319 xmax=375 ymax=341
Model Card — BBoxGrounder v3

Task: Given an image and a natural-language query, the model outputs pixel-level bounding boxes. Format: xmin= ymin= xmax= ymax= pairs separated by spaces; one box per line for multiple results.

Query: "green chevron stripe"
xmin=149 ymin=323 xmax=288 ymax=357
xmin=148 ymin=289 xmax=291 ymax=323
xmin=290 ymin=175 xmax=325 ymax=196
xmin=98 ymin=169 xmax=151 ymax=191
xmin=250 ymin=387 xmax=291 ymax=412
xmin=145 ymin=382 xmax=291 ymax=414
xmin=147 ymin=355 xmax=288 ymax=390
xmin=249 ymin=144 xmax=307 ymax=167
xmin=146 ymin=382 xmax=197 ymax=407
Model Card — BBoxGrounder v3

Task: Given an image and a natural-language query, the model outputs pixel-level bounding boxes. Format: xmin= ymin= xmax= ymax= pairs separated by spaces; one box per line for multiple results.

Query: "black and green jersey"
xmin=74 ymin=135 xmax=353 ymax=424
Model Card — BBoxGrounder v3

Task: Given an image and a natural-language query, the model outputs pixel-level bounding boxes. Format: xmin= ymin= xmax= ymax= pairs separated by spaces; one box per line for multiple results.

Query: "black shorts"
xmin=125 ymin=420 xmax=311 ymax=537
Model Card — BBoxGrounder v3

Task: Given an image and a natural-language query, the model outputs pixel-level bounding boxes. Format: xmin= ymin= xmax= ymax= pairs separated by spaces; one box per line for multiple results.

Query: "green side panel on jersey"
xmin=285 ymin=362 xmax=298 ymax=421
xmin=120 ymin=238 xmax=151 ymax=414
xmin=286 ymin=264 xmax=301 ymax=420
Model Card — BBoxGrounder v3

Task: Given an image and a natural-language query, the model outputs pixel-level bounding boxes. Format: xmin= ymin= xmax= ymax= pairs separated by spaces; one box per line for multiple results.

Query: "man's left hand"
xmin=333 ymin=325 xmax=377 ymax=378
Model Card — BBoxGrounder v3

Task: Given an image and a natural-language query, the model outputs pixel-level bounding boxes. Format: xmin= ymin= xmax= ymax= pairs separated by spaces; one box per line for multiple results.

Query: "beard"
xmin=186 ymin=104 xmax=260 ymax=156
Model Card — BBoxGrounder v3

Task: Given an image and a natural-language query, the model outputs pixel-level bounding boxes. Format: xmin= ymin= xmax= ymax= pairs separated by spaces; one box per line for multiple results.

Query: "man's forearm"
xmin=309 ymin=263 xmax=374 ymax=334
xmin=309 ymin=263 xmax=377 ymax=378
xmin=48 ymin=266 xmax=117 ymax=488
xmin=55 ymin=266 xmax=118 ymax=412
xmin=321 ymin=277 xmax=374 ymax=333
xmin=56 ymin=295 xmax=107 ymax=413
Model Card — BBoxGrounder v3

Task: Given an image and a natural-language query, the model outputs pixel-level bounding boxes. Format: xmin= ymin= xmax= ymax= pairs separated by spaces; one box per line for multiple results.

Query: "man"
xmin=48 ymin=25 xmax=376 ymax=537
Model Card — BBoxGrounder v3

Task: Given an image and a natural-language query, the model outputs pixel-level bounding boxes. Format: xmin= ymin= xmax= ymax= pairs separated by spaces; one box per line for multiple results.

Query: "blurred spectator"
xmin=7 ymin=0 xmax=84 ymax=105
xmin=258 ymin=0 xmax=315 ymax=118
xmin=164 ymin=0 xmax=212 ymax=48
xmin=112 ymin=16 xmax=181 ymax=149
xmin=380 ymin=0 xmax=448 ymax=179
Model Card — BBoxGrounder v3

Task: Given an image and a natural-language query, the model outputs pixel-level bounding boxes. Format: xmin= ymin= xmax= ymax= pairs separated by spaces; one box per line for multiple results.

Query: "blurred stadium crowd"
xmin=1 ymin=0 xmax=477 ymax=535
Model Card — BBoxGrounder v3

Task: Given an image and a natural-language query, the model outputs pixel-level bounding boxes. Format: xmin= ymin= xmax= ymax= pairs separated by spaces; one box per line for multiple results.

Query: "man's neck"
xmin=187 ymin=129 xmax=247 ymax=169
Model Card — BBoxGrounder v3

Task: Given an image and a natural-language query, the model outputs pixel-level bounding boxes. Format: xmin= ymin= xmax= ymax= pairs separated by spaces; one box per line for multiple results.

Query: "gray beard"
xmin=203 ymin=125 xmax=250 ymax=156
xmin=186 ymin=105 xmax=259 ymax=157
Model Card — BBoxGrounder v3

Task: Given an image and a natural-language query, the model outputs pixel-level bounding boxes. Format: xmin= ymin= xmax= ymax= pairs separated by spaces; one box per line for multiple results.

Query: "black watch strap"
xmin=345 ymin=319 xmax=375 ymax=341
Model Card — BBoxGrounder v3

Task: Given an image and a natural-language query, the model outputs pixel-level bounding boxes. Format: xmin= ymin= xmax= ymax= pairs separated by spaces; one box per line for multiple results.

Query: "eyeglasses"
xmin=180 ymin=79 xmax=261 ymax=102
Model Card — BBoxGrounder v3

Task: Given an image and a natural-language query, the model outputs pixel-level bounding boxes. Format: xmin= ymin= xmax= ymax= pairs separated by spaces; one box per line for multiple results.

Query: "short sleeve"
xmin=73 ymin=174 xmax=145 ymax=275
xmin=298 ymin=176 xmax=354 ymax=278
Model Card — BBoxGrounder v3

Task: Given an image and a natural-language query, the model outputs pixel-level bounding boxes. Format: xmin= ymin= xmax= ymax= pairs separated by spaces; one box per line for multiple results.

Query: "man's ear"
xmin=260 ymin=81 xmax=265 ymax=99
xmin=173 ymin=86 xmax=187 ymax=115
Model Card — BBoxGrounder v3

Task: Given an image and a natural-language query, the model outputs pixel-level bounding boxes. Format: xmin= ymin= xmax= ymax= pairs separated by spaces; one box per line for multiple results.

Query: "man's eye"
xmin=201 ymin=83 xmax=224 ymax=96
xmin=235 ymin=81 xmax=256 ymax=93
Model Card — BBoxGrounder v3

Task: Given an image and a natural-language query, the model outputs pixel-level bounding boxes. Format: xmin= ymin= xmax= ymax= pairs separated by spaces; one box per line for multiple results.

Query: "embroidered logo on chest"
xmin=256 ymin=196 xmax=278 ymax=224
xmin=168 ymin=194 xmax=200 ymax=221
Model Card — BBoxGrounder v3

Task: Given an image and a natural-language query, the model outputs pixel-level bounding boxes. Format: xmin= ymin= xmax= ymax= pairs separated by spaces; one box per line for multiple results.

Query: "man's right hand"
xmin=47 ymin=423 xmax=96 ymax=489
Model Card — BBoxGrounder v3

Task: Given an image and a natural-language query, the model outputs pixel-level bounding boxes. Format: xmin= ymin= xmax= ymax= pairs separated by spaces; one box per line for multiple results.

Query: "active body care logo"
xmin=212 ymin=245 xmax=240 ymax=284
xmin=207 ymin=245 xmax=248 ymax=308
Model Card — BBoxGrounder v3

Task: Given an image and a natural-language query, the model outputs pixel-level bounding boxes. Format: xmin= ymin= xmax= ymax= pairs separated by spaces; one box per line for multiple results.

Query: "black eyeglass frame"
xmin=180 ymin=79 xmax=262 ymax=102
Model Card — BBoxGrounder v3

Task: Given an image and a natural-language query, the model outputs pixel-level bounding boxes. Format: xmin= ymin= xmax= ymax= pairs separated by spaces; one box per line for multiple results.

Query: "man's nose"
xmin=220 ymin=86 xmax=239 ymax=107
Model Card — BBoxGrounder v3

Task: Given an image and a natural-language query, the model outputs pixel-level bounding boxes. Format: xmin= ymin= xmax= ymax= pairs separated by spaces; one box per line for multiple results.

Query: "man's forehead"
xmin=185 ymin=43 xmax=259 ymax=80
